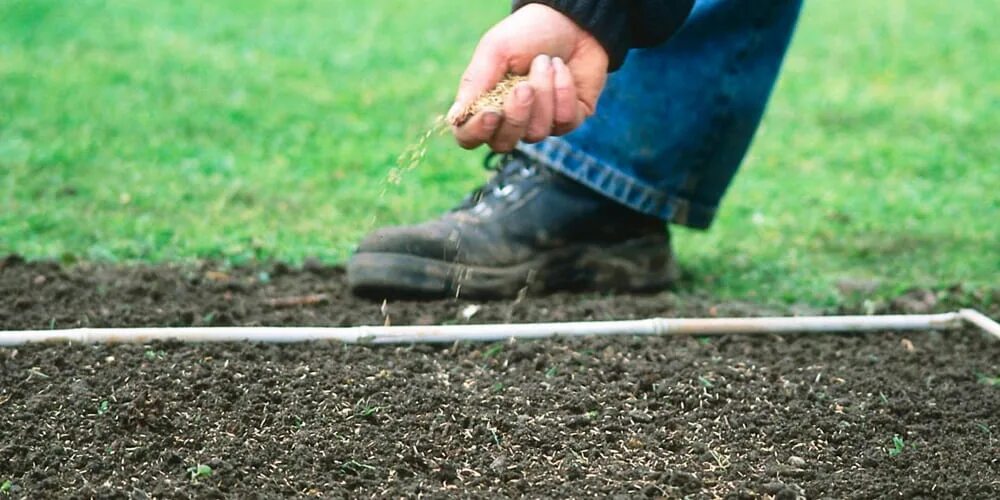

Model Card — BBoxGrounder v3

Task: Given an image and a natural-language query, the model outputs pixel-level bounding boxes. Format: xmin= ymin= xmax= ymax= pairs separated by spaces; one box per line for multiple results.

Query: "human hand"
xmin=445 ymin=4 xmax=609 ymax=152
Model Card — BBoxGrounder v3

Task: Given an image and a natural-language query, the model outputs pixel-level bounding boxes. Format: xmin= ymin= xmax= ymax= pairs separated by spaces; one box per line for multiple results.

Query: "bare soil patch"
xmin=2 ymin=255 xmax=998 ymax=498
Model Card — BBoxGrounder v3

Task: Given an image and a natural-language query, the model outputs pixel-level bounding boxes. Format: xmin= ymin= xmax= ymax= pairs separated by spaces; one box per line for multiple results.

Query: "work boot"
xmin=347 ymin=153 xmax=678 ymax=299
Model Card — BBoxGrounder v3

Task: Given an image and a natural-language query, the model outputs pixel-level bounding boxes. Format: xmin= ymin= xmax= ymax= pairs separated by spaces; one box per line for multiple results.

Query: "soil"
xmin=1 ymin=254 xmax=998 ymax=498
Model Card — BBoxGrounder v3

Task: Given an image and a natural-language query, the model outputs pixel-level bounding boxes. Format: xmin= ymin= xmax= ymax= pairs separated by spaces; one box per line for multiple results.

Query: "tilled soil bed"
xmin=1 ymin=255 xmax=998 ymax=498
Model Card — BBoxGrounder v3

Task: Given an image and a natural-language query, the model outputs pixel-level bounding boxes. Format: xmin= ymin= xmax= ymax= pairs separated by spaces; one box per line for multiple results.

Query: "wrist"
xmin=513 ymin=0 xmax=626 ymax=70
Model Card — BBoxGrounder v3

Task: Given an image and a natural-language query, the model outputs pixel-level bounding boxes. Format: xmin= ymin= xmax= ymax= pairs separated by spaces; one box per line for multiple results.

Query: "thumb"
xmin=448 ymin=37 xmax=508 ymax=125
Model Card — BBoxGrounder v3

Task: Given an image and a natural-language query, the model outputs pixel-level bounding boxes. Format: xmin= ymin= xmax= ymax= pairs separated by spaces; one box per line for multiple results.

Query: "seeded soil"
xmin=1 ymin=255 xmax=998 ymax=498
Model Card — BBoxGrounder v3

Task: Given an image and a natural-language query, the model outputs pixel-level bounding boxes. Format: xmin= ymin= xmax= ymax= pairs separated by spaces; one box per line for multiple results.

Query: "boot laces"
xmin=453 ymin=151 xmax=538 ymax=211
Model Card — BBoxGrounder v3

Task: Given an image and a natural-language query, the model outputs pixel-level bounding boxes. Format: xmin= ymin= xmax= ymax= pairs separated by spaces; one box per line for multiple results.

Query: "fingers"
xmin=524 ymin=54 xmax=554 ymax=143
xmin=453 ymin=54 xmax=545 ymax=152
xmin=454 ymin=110 xmax=502 ymax=150
xmin=452 ymin=55 xmax=581 ymax=151
xmin=447 ymin=33 xmax=508 ymax=125
xmin=487 ymin=83 xmax=534 ymax=152
xmin=552 ymin=57 xmax=582 ymax=136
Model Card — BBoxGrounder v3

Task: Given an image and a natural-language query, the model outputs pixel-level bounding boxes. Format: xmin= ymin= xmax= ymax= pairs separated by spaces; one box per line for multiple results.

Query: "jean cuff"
xmin=516 ymin=138 xmax=717 ymax=229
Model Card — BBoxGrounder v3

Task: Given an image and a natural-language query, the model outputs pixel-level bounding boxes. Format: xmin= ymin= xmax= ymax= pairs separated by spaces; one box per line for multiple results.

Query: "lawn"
xmin=1 ymin=0 xmax=997 ymax=305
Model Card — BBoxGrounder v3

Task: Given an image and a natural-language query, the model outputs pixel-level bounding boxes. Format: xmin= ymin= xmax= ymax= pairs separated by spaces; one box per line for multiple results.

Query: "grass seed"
xmin=389 ymin=73 xmax=528 ymax=185
xmin=451 ymin=73 xmax=529 ymax=126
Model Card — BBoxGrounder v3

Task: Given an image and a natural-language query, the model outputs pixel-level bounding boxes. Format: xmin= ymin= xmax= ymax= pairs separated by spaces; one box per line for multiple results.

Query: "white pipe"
xmin=0 ymin=311 xmax=993 ymax=346
xmin=960 ymin=309 xmax=1000 ymax=340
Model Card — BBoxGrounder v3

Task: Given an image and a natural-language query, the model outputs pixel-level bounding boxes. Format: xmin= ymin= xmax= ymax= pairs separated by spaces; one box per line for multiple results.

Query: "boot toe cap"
xmin=355 ymin=223 xmax=461 ymax=261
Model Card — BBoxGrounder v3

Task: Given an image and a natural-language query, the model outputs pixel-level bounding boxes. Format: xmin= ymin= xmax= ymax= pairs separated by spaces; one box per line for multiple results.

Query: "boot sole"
xmin=347 ymin=235 xmax=678 ymax=300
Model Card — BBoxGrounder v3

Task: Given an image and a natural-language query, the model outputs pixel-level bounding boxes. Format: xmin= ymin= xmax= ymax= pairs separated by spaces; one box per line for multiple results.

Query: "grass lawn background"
xmin=1 ymin=0 xmax=997 ymax=306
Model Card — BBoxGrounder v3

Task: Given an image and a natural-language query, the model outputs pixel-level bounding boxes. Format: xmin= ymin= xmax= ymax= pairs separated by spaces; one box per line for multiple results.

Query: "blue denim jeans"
xmin=516 ymin=0 xmax=802 ymax=229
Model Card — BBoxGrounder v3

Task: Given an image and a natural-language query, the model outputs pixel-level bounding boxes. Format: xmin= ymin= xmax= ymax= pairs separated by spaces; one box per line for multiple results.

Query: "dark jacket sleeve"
xmin=512 ymin=0 xmax=694 ymax=71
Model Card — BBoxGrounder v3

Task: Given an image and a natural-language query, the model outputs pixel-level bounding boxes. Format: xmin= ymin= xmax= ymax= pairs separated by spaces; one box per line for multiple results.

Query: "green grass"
xmin=1 ymin=0 xmax=997 ymax=305
xmin=887 ymin=435 xmax=906 ymax=457
xmin=978 ymin=373 xmax=1000 ymax=387
xmin=186 ymin=464 xmax=213 ymax=482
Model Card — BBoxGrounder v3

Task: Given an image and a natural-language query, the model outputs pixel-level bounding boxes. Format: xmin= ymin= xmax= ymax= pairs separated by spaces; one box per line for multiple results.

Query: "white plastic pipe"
xmin=960 ymin=308 xmax=1000 ymax=338
xmin=1 ymin=310 xmax=997 ymax=346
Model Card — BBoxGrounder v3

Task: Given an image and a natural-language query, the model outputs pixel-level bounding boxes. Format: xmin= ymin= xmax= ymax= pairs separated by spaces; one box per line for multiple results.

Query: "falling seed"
xmin=388 ymin=74 xmax=529 ymax=187
xmin=381 ymin=299 xmax=391 ymax=327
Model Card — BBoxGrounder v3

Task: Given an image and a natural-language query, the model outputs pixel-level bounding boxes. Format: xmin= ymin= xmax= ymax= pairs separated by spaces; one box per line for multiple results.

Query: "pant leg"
xmin=516 ymin=0 xmax=803 ymax=229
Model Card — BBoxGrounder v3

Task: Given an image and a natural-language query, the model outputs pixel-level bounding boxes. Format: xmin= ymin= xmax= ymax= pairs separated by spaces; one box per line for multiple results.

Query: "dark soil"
xmin=2 ymin=255 xmax=999 ymax=498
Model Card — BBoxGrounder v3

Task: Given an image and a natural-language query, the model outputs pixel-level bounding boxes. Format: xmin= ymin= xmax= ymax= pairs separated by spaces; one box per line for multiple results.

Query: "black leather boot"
xmin=348 ymin=153 xmax=678 ymax=299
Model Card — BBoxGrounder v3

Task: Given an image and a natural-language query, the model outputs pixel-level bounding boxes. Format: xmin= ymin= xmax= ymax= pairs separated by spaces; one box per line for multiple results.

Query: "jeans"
xmin=516 ymin=0 xmax=803 ymax=229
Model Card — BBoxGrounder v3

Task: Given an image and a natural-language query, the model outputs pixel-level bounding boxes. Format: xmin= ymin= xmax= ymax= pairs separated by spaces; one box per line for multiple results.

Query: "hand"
xmin=446 ymin=4 xmax=609 ymax=153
